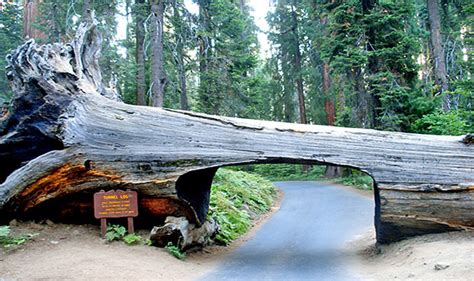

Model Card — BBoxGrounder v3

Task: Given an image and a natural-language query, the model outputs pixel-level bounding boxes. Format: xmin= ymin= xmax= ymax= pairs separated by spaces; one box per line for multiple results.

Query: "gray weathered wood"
xmin=0 ymin=20 xmax=472 ymax=244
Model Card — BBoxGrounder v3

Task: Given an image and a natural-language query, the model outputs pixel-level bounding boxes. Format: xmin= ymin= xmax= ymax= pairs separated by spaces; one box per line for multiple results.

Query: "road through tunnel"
xmin=175 ymin=162 xmax=383 ymax=242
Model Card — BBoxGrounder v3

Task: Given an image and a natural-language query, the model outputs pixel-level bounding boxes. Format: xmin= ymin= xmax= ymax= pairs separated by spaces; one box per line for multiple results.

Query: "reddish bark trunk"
xmin=23 ymin=0 xmax=47 ymax=39
xmin=322 ymin=63 xmax=335 ymax=126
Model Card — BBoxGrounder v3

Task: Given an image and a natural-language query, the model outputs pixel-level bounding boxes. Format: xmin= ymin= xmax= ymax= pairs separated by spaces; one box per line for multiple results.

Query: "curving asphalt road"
xmin=201 ymin=181 xmax=374 ymax=281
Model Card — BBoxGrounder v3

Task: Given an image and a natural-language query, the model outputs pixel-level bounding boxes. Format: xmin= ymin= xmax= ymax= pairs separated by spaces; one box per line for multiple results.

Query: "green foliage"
xmin=0 ymin=225 xmax=9 ymax=237
xmin=333 ymin=174 xmax=374 ymax=191
xmin=2 ymin=0 xmax=470 ymax=133
xmin=0 ymin=225 xmax=37 ymax=249
xmin=165 ymin=242 xmax=186 ymax=260
xmin=195 ymin=0 xmax=261 ymax=117
xmin=0 ymin=1 xmax=23 ymax=103
xmin=247 ymin=164 xmax=325 ymax=181
xmin=321 ymin=0 xmax=423 ymax=130
xmin=123 ymin=233 xmax=142 ymax=245
xmin=104 ymin=224 xmax=143 ymax=246
xmin=209 ymin=169 xmax=277 ymax=245
xmin=411 ymin=110 xmax=473 ymax=135
xmin=105 ymin=224 xmax=127 ymax=242
xmin=233 ymin=164 xmax=373 ymax=191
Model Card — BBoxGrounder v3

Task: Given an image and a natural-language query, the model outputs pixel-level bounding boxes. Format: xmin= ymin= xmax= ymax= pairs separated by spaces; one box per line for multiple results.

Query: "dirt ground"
xmin=1 ymin=188 xmax=473 ymax=281
xmin=347 ymin=229 xmax=474 ymax=281
xmin=1 ymin=221 xmax=229 ymax=280
xmin=0 ymin=191 xmax=284 ymax=281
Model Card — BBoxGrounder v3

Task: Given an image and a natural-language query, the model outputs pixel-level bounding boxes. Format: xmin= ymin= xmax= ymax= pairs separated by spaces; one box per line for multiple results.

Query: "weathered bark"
xmin=150 ymin=0 xmax=167 ymax=107
xmin=0 ymin=23 xmax=473 ymax=244
xmin=135 ymin=0 xmax=147 ymax=106
xmin=427 ymin=0 xmax=450 ymax=111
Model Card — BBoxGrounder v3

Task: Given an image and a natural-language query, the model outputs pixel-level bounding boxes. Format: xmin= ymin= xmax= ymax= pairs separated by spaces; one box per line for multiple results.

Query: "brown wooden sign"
xmin=93 ymin=190 xmax=138 ymax=237
xmin=94 ymin=190 xmax=138 ymax=218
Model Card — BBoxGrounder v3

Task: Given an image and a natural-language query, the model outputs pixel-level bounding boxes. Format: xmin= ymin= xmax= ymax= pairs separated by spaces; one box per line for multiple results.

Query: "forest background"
xmin=0 ymin=0 xmax=472 ymax=137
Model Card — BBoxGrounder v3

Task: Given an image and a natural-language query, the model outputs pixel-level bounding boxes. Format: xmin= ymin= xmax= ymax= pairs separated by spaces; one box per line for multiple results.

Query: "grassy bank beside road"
xmin=209 ymin=169 xmax=277 ymax=245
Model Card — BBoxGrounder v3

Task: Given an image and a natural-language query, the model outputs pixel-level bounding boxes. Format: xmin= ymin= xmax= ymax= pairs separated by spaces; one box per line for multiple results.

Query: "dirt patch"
xmin=0 ymin=190 xmax=284 ymax=280
xmin=346 ymin=229 xmax=474 ymax=281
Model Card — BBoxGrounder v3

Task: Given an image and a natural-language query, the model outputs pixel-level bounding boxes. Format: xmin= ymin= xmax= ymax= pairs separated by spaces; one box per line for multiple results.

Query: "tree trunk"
xmin=427 ymin=0 xmax=450 ymax=111
xmin=318 ymin=13 xmax=335 ymax=127
xmin=290 ymin=2 xmax=307 ymax=125
xmin=362 ymin=0 xmax=380 ymax=128
xmin=23 ymin=0 xmax=46 ymax=40
xmin=322 ymin=55 xmax=340 ymax=177
xmin=324 ymin=74 xmax=350 ymax=178
xmin=1 ymin=23 xmax=473 ymax=244
xmin=324 ymin=166 xmax=352 ymax=178
xmin=198 ymin=0 xmax=213 ymax=113
xmin=135 ymin=0 xmax=147 ymax=105
xmin=176 ymin=54 xmax=188 ymax=110
xmin=322 ymin=63 xmax=334 ymax=126
xmin=172 ymin=1 xmax=189 ymax=110
xmin=352 ymin=69 xmax=371 ymax=128
xmin=150 ymin=0 xmax=166 ymax=107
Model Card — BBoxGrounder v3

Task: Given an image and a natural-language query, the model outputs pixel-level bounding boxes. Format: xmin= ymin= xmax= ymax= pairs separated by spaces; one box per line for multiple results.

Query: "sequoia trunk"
xmin=427 ymin=0 xmax=450 ymax=111
xmin=150 ymin=0 xmax=166 ymax=107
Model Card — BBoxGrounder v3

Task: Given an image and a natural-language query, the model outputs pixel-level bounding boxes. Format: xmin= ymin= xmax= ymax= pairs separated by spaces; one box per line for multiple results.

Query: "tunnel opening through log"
xmin=175 ymin=162 xmax=379 ymax=242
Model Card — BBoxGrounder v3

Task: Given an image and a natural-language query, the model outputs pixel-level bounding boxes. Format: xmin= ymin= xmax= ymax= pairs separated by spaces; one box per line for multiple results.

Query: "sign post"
xmin=93 ymin=189 xmax=138 ymax=238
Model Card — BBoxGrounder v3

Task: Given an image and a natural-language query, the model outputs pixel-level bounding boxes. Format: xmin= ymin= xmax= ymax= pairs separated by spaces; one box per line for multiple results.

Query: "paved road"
xmin=201 ymin=181 xmax=374 ymax=281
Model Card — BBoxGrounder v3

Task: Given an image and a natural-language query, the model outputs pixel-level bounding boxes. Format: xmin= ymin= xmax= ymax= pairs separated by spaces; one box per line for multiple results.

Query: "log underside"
xmin=0 ymin=21 xmax=473 ymax=244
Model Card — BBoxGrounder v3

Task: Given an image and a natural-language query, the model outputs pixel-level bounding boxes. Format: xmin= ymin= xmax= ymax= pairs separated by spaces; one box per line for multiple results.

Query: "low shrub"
xmin=165 ymin=242 xmax=186 ymax=260
xmin=0 ymin=225 xmax=37 ymax=249
xmin=104 ymin=224 xmax=142 ymax=245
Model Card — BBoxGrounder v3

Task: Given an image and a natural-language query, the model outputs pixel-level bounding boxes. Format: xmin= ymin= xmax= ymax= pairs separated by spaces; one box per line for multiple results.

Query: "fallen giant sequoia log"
xmin=0 ymin=21 xmax=473 ymax=244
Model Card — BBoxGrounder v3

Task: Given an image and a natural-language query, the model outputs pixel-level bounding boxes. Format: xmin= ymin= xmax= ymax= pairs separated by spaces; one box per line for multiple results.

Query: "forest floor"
xmin=1 ymin=188 xmax=473 ymax=280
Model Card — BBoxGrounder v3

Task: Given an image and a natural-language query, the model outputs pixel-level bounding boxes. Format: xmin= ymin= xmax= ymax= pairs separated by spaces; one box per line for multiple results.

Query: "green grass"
xmin=209 ymin=169 xmax=277 ymax=245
